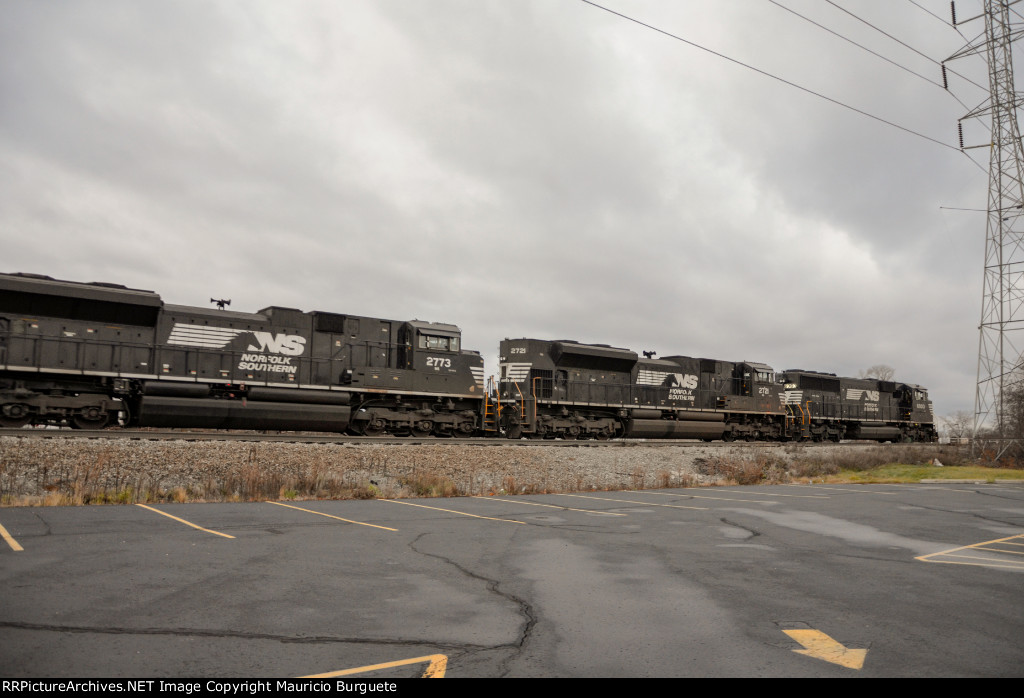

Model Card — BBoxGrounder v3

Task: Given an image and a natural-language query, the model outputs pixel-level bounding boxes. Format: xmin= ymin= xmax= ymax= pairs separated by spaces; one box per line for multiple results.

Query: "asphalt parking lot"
xmin=1 ymin=481 xmax=1022 ymax=677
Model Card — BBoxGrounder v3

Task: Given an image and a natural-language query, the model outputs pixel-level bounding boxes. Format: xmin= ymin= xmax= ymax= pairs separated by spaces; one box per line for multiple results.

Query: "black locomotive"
xmin=494 ymin=338 xmax=936 ymax=442
xmin=0 ymin=273 xmax=936 ymax=442
xmin=0 ymin=273 xmax=484 ymax=436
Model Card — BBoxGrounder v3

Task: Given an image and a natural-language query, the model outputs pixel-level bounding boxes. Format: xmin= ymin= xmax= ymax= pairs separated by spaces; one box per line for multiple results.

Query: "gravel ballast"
xmin=0 ymin=437 xmax=959 ymax=504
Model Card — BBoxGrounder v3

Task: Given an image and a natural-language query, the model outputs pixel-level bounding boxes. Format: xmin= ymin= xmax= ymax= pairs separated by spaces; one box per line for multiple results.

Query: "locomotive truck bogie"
xmin=0 ymin=374 xmax=124 ymax=429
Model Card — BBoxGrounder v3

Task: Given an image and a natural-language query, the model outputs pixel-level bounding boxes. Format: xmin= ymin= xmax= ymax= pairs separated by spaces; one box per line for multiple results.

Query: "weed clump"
xmin=699 ymin=454 xmax=789 ymax=485
xmin=400 ymin=473 xmax=459 ymax=498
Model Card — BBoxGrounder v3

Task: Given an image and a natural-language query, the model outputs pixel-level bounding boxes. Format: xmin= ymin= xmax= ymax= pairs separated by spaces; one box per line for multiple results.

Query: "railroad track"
xmin=0 ymin=427 xmax=897 ymax=448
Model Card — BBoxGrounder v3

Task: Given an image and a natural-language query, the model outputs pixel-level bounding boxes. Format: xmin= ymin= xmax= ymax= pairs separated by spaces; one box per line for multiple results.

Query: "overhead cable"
xmin=825 ymin=0 xmax=988 ymax=92
xmin=580 ymin=0 xmax=961 ymax=153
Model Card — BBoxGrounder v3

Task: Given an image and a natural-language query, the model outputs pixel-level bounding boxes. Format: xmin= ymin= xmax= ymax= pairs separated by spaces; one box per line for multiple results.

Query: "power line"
xmin=770 ymin=0 xmax=977 ymax=115
xmin=825 ymin=0 xmax=988 ymax=93
xmin=769 ymin=0 xmax=945 ymax=90
xmin=580 ymin=0 xmax=961 ymax=152
xmin=906 ymin=0 xmax=969 ymax=41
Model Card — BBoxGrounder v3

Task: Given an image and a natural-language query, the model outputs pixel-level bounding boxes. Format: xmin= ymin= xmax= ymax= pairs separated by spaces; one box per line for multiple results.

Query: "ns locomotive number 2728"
xmin=0 ymin=273 xmax=936 ymax=442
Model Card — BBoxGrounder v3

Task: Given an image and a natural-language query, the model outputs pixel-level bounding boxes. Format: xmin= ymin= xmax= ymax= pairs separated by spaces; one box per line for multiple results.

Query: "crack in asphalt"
xmin=32 ymin=511 xmax=51 ymax=536
xmin=720 ymin=517 xmax=761 ymax=538
xmin=964 ymin=488 xmax=1024 ymax=502
xmin=906 ymin=502 xmax=1023 ymax=527
xmin=406 ymin=532 xmax=536 ymax=677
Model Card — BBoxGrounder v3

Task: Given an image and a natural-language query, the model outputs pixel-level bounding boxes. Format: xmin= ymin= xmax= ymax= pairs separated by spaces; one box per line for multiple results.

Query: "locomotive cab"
xmin=735 ymin=362 xmax=776 ymax=397
xmin=403 ymin=320 xmax=461 ymax=370
xmin=895 ymin=383 xmax=936 ymax=441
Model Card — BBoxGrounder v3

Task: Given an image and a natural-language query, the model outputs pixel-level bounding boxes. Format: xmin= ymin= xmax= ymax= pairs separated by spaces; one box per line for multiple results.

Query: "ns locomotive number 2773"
xmin=0 ymin=273 xmax=936 ymax=442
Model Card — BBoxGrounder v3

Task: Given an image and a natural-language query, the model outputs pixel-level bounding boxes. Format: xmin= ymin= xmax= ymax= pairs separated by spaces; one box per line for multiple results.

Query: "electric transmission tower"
xmin=947 ymin=1 xmax=1024 ymax=459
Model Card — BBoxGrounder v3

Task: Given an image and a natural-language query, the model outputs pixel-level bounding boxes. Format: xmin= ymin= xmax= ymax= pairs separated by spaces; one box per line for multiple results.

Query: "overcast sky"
xmin=1 ymin=0 xmax=1007 ymax=417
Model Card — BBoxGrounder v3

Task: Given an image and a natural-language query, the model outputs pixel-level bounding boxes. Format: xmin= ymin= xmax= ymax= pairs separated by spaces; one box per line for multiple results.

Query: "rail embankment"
xmin=0 ymin=437 xmax=974 ymax=505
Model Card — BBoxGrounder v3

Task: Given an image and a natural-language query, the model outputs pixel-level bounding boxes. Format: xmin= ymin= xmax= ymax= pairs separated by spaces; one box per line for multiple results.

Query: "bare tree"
xmin=858 ymin=364 xmax=895 ymax=381
xmin=940 ymin=410 xmax=973 ymax=442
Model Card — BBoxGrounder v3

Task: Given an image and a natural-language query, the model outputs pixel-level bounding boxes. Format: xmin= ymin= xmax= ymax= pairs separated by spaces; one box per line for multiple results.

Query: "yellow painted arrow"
xmin=783 ymin=629 xmax=867 ymax=670
xmin=301 ymin=654 xmax=448 ymax=678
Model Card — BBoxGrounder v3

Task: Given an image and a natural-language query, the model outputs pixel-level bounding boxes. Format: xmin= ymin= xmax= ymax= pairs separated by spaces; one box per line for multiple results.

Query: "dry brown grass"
xmin=698 ymin=453 xmax=790 ymax=485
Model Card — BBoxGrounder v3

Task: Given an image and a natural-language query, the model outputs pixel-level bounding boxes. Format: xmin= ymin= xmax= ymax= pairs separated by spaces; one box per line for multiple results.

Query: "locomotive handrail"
xmin=482 ymin=376 xmax=500 ymax=432
xmin=517 ymin=379 xmax=529 ymax=425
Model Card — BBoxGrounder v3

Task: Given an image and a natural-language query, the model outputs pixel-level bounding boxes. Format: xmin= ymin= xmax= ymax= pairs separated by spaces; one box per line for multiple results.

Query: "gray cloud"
xmin=0 ymin=0 xmax=997 ymax=414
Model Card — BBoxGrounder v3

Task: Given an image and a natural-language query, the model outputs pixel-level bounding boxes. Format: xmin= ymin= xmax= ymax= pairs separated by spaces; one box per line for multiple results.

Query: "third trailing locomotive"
xmin=0 ymin=272 xmax=936 ymax=442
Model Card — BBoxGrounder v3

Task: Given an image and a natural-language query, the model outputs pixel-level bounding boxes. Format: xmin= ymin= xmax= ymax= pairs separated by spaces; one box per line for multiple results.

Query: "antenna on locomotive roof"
xmin=643 ymin=350 xmax=657 ymax=359
xmin=210 ymin=298 xmax=231 ymax=310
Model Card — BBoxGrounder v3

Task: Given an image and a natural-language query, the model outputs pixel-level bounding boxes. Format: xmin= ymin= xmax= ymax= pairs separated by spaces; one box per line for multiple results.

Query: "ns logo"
xmin=672 ymin=374 xmax=699 ymax=389
xmin=247 ymin=332 xmax=307 ymax=356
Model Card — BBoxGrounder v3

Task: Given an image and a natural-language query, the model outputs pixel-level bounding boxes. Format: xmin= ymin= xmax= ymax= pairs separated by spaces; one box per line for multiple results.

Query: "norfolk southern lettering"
xmin=238 ymin=353 xmax=299 ymax=373
xmin=239 ymin=331 xmax=306 ymax=373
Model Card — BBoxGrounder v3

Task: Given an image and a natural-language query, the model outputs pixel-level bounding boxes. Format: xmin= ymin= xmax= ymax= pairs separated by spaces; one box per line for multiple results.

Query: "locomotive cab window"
xmin=418 ymin=334 xmax=459 ymax=352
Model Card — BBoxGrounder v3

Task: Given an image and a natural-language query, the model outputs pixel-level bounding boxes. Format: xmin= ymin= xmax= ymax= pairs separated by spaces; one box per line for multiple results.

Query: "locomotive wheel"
xmin=411 ymin=420 xmax=433 ymax=438
xmin=0 ymin=404 xmax=32 ymax=428
xmin=69 ymin=405 xmax=110 ymax=430
xmin=721 ymin=431 xmax=735 ymax=442
xmin=70 ymin=413 xmax=110 ymax=430
xmin=362 ymin=420 xmax=386 ymax=437
xmin=506 ymin=424 xmax=523 ymax=440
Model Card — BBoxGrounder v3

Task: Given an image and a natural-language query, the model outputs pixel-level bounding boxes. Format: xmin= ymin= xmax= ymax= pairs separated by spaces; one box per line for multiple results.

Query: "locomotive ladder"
xmin=481 ymin=378 xmax=528 ymax=434
xmin=483 ymin=377 xmax=500 ymax=433
xmin=785 ymin=403 xmax=809 ymax=439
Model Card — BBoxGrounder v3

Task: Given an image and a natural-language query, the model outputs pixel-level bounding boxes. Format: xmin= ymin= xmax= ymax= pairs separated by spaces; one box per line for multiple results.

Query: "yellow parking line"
xmin=0 ymin=522 xmax=23 ymax=552
xmin=912 ymin=557 xmax=1024 ymax=570
xmin=135 ymin=504 xmax=235 ymax=539
xmin=269 ymin=501 xmax=397 ymax=531
xmin=916 ymin=533 xmax=1024 ymax=569
xmin=379 ymin=499 xmax=525 ymax=524
xmin=558 ymin=493 xmax=707 ymax=510
xmin=942 ymin=552 xmax=1024 ymax=563
xmin=637 ymin=491 xmax=779 ymax=504
xmin=303 ymin=654 xmax=447 ymax=678
xmin=784 ymin=484 xmax=897 ymax=495
xmin=978 ymin=546 xmax=1024 ymax=555
xmin=707 ymin=488 xmax=829 ymax=499
xmin=917 ymin=533 xmax=1024 ymax=560
xmin=471 ymin=496 xmax=627 ymax=516
xmin=924 ymin=552 xmax=1024 ymax=566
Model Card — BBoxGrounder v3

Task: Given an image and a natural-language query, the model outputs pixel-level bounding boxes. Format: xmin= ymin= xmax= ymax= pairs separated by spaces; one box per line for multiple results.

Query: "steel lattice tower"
xmin=948 ymin=1 xmax=1024 ymax=458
